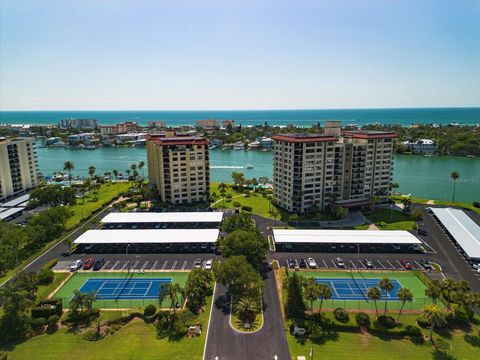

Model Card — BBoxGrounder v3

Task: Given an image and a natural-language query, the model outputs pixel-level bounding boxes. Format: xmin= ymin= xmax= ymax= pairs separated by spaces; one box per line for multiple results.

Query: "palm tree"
xmin=88 ymin=165 xmax=96 ymax=179
xmin=421 ymin=304 xmax=446 ymax=349
xmin=425 ymin=280 xmax=442 ymax=305
xmin=450 ymin=171 xmax=460 ymax=202
xmin=138 ymin=161 xmax=145 ymax=180
xmin=303 ymin=278 xmax=321 ymax=314
xmin=63 ymin=161 xmax=75 ymax=184
xmin=0 ymin=284 xmax=33 ymax=315
xmin=70 ymin=290 xmax=87 ymax=313
xmin=396 ymin=288 xmax=413 ymax=321
xmin=318 ymin=283 xmax=332 ymax=314
xmin=234 ymin=296 xmax=260 ymax=323
xmin=158 ymin=283 xmax=184 ymax=315
xmin=367 ymin=287 xmax=381 ymax=317
xmin=379 ymin=278 xmax=394 ymax=315
xmin=441 ymin=278 xmax=456 ymax=310
xmin=113 ymin=169 xmax=119 ymax=180
xmin=218 ymin=183 xmax=227 ymax=207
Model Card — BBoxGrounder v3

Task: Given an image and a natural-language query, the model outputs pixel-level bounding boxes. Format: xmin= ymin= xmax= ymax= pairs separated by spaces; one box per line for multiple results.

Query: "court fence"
xmin=56 ymin=296 xmax=185 ymax=310
xmin=317 ymin=297 xmax=438 ymax=312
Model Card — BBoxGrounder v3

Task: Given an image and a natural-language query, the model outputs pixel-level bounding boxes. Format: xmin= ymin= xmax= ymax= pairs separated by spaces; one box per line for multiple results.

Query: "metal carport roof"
xmin=101 ymin=211 xmax=223 ymax=223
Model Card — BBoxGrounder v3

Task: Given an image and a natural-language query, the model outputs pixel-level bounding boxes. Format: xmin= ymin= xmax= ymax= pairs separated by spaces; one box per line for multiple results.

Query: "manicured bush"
xmin=47 ymin=315 xmax=60 ymax=327
xmin=452 ymin=308 xmax=470 ymax=326
xmin=377 ymin=315 xmax=396 ymax=329
xmin=37 ymin=268 xmax=55 ymax=285
xmin=82 ymin=328 xmax=101 ymax=341
xmin=144 ymin=304 xmax=157 ymax=317
xmin=241 ymin=205 xmax=252 ymax=212
xmin=404 ymin=324 xmax=422 ymax=337
xmin=42 ymin=258 xmax=58 ymax=270
xmin=355 ymin=312 xmax=370 ymax=328
xmin=333 ymin=308 xmax=349 ymax=324
xmin=31 ymin=317 xmax=46 ymax=330
xmin=417 ymin=316 xmax=430 ymax=328
xmin=31 ymin=306 xmax=55 ymax=319
xmin=473 ymin=201 xmax=480 ymax=208
xmin=233 ymin=201 xmax=241 ymax=208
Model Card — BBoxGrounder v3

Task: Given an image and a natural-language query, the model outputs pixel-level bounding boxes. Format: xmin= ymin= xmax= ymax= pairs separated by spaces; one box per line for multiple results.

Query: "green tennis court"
xmin=52 ymin=272 xmax=188 ymax=309
xmin=295 ymin=270 xmax=439 ymax=311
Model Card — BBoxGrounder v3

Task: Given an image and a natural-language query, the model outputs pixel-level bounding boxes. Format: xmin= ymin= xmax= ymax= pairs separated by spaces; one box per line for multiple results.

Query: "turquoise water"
xmin=2 ymin=108 xmax=480 ymax=127
xmin=36 ymin=147 xmax=480 ymax=203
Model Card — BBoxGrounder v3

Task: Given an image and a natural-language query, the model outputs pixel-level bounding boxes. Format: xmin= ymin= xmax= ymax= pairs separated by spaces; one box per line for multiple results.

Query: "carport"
xmin=430 ymin=207 xmax=480 ymax=261
xmin=273 ymin=229 xmax=422 ymax=252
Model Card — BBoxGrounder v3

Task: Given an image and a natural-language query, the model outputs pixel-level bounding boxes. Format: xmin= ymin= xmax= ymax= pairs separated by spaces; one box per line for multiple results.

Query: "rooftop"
xmin=101 ymin=211 xmax=223 ymax=224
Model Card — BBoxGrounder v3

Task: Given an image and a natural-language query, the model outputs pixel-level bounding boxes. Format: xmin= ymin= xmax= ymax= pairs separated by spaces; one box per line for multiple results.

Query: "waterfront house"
xmin=247 ymin=140 xmax=261 ymax=150
xmin=67 ymin=133 xmax=99 ymax=146
xmin=259 ymin=137 xmax=274 ymax=150
xmin=402 ymin=139 xmax=437 ymax=154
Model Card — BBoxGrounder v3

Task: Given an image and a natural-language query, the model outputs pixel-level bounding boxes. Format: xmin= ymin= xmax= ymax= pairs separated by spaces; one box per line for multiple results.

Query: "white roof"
xmin=2 ymin=194 xmax=30 ymax=207
xmin=273 ymin=229 xmax=422 ymax=244
xmin=0 ymin=207 xmax=24 ymax=220
xmin=101 ymin=212 xmax=223 ymax=224
xmin=431 ymin=207 xmax=480 ymax=259
xmin=74 ymin=229 xmax=219 ymax=244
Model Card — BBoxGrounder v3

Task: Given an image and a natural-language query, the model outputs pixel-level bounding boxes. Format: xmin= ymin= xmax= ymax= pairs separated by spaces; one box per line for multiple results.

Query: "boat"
xmin=245 ymin=164 xmax=253 ymax=169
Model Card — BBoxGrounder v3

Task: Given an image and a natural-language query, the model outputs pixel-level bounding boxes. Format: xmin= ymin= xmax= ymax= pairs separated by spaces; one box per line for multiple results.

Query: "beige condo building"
xmin=272 ymin=121 xmax=396 ymax=214
xmin=146 ymin=134 xmax=210 ymax=204
xmin=0 ymin=137 xmax=39 ymax=201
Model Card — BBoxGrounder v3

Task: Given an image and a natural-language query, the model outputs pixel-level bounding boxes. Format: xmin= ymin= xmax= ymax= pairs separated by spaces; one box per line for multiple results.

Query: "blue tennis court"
xmin=79 ymin=278 xmax=172 ymax=300
xmin=316 ymin=278 xmax=403 ymax=301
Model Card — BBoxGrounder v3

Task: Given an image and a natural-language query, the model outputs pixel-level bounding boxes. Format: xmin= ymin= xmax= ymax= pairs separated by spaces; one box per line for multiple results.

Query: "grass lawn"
xmin=52 ymin=272 xmax=189 ymax=309
xmin=364 ymin=209 xmax=415 ymax=230
xmin=390 ymin=195 xmax=480 ymax=215
xmin=36 ymin=272 xmax=71 ymax=300
xmin=287 ymin=314 xmax=480 ymax=360
xmin=3 ymin=294 xmax=213 ymax=360
xmin=291 ymin=270 xmax=436 ymax=311
xmin=66 ymin=182 xmax=132 ymax=228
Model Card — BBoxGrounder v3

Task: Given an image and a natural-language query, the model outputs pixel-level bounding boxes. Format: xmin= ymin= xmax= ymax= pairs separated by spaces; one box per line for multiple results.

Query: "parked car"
xmin=93 ymin=258 xmax=105 ymax=271
xmin=193 ymin=259 xmax=202 ymax=269
xmin=420 ymin=259 xmax=432 ymax=270
xmin=417 ymin=229 xmax=428 ymax=236
xmin=83 ymin=258 xmax=95 ymax=270
xmin=409 ymin=243 xmax=423 ymax=252
xmin=425 ymin=207 xmax=433 ymax=213
xmin=299 ymin=258 xmax=307 ymax=268
xmin=204 ymin=259 xmax=213 ymax=270
xmin=307 ymin=258 xmax=317 ymax=268
xmin=287 ymin=258 xmax=296 ymax=269
xmin=364 ymin=258 xmax=374 ymax=269
xmin=84 ymin=244 xmax=94 ymax=253
xmin=401 ymin=260 xmax=413 ymax=270
xmin=336 ymin=257 xmax=346 ymax=268
xmin=391 ymin=244 xmax=401 ymax=252
xmin=472 ymin=262 xmax=480 ymax=270
xmin=70 ymin=259 xmax=83 ymax=272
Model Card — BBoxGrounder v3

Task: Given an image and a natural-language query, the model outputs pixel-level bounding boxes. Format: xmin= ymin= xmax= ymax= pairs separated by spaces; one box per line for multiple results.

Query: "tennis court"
xmin=79 ymin=278 xmax=172 ymax=300
xmin=317 ymin=278 xmax=402 ymax=301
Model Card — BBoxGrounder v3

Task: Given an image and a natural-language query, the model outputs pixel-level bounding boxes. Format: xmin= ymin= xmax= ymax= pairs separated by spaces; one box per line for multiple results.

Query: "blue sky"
xmin=0 ymin=0 xmax=479 ymax=110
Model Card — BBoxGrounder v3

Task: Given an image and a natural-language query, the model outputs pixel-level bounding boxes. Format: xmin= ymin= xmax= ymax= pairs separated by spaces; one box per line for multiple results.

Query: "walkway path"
xmin=203 ymin=266 xmax=290 ymax=360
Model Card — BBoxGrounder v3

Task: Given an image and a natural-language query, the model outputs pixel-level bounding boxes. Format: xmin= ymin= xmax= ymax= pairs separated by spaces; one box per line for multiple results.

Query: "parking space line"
xmin=357 ymin=260 xmax=366 ymax=269
xmin=376 ymin=260 xmax=386 ymax=269
xmin=413 ymin=260 xmax=423 ymax=270
xmin=111 ymin=260 xmax=120 ymax=270
xmin=331 ymin=259 xmax=338 ymax=268
xmin=349 ymin=260 xmax=357 ymax=269
xmin=386 ymin=260 xmax=396 ymax=269
xmin=181 ymin=260 xmax=187 ymax=270
xmin=322 ymin=259 xmax=328 ymax=268
xmin=103 ymin=260 xmax=111 ymax=269
xmin=419 ymin=239 xmax=437 ymax=254
xmin=132 ymin=260 xmax=139 ymax=269
xmin=395 ymin=260 xmax=404 ymax=270
xmin=141 ymin=261 xmax=149 ymax=271
xmin=172 ymin=260 xmax=178 ymax=270
xmin=120 ymin=261 xmax=129 ymax=271
xmin=151 ymin=260 xmax=158 ymax=270
xmin=161 ymin=261 xmax=168 ymax=270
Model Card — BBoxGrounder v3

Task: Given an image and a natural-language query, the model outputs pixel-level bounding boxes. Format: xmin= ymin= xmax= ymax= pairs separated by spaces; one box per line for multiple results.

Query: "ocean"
xmin=1 ymin=108 xmax=480 ymax=127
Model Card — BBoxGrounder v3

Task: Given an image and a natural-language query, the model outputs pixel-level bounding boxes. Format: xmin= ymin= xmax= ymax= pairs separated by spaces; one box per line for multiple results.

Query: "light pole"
xmin=357 ymin=243 xmax=360 ymax=255
xmin=126 ymin=243 xmax=131 ymax=255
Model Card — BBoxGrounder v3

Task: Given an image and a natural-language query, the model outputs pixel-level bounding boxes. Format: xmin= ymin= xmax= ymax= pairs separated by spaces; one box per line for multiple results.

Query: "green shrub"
xmin=355 ymin=312 xmax=370 ymax=328
xmin=417 ymin=316 xmax=430 ymax=328
xmin=333 ymin=308 xmax=349 ymax=324
xmin=82 ymin=328 xmax=102 ymax=341
xmin=37 ymin=268 xmax=55 ymax=285
xmin=31 ymin=306 xmax=56 ymax=319
xmin=404 ymin=324 xmax=422 ymax=337
xmin=241 ymin=205 xmax=252 ymax=212
xmin=144 ymin=304 xmax=156 ymax=317
xmin=377 ymin=315 xmax=396 ymax=329
xmin=452 ymin=308 xmax=470 ymax=326
xmin=233 ymin=201 xmax=241 ymax=208
xmin=42 ymin=258 xmax=58 ymax=270
xmin=473 ymin=201 xmax=480 ymax=208
xmin=31 ymin=317 xmax=46 ymax=330
xmin=47 ymin=315 xmax=60 ymax=327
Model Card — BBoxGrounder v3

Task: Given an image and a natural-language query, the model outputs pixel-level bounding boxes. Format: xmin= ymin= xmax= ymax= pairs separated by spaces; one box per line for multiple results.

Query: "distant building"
xmin=210 ymin=138 xmax=223 ymax=148
xmin=100 ymin=122 xmax=138 ymax=136
xmin=272 ymin=121 xmax=396 ymax=213
xmin=259 ymin=137 xmax=274 ymax=150
xmin=67 ymin=133 xmax=98 ymax=146
xmin=0 ymin=137 xmax=38 ymax=200
xmin=222 ymin=120 xmax=236 ymax=128
xmin=147 ymin=121 xmax=166 ymax=129
xmin=247 ymin=141 xmax=261 ymax=150
xmin=58 ymin=118 xmax=98 ymax=129
xmin=115 ymin=133 xmax=147 ymax=146
xmin=146 ymin=134 xmax=210 ymax=204
xmin=195 ymin=119 xmax=219 ymax=129
xmin=402 ymin=139 xmax=437 ymax=154
xmin=45 ymin=137 xmax=65 ymax=147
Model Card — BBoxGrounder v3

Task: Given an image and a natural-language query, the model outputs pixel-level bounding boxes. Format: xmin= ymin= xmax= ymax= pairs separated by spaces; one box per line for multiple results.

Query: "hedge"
xmin=144 ymin=304 xmax=156 ymax=317
xmin=333 ymin=308 xmax=349 ymax=324
xmin=241 ymin=205 xmax=253 ymax=212
xmin=42 ymin=258 xmax=58 ymax=270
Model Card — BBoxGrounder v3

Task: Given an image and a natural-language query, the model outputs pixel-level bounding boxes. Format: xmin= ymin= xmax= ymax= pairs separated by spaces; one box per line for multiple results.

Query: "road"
xmin=204 ymin=266 xmax=290 ymax=360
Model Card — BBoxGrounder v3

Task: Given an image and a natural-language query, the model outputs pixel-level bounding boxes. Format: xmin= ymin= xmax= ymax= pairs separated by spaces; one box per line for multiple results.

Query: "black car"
xmin=418 ymin=229 xmax=428 ymax=236
xmin=288 ymin=258 xmax=296 ymax=268
xmin=299 ymin=258 xmax=307 ymax=268
xmin=420 ymin=259 xmax=432 ymax=270
xmin=93 ymin=258 xmax=105 ymax=271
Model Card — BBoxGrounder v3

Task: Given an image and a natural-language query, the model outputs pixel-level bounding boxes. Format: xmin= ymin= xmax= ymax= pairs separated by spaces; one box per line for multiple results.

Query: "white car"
xmin=477 ymin=267 xmax=480 ymax=274
xmin=307 ymin=258 xmax=317 ymax=268
xmin=471 ymin=262 xmax=480 ymax=270
xmin=336 ymin=257 xmax=346 ymax=268
xmin=70 ymin=259 xmax=83 ymax=272
xmin=204 ymin=259 xmax=213 ymax=270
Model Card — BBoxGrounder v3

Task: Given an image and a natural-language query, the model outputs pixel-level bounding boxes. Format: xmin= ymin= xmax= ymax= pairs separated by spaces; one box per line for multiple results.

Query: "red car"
xmin=83 ymin=258 xmax=95 ymax=270
xmin=401 ymin=260 xmax=413 ymax=270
